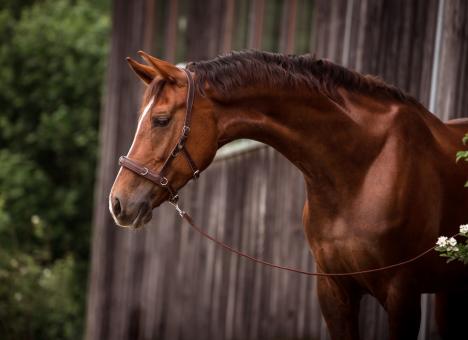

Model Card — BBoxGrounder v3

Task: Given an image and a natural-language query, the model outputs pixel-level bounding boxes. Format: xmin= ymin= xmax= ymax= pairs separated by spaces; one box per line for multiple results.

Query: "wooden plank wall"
xmin=86 ymin=1 xmax=468 ymax=339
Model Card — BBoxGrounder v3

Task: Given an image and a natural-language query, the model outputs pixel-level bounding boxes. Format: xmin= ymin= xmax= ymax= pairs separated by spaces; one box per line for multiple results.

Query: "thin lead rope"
xmin=171 ymin=203 xmax=455 ymax=277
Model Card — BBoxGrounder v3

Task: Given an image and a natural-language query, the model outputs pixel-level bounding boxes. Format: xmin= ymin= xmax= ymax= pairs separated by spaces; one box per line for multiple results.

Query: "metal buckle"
xmin=193 ymin=170 xmax=200 ymax=179
xmin=159 ymin=176 xmax=168 ymax=186
xmin=140 ymin=167 xmax=149 ymax=176
xmin=182 ymin=125 xmax=190 ymax=136
xmin=119 ymin=156 xmax=125 ymax=165
xmin=169 ymin=200 xmax=184 ymax=217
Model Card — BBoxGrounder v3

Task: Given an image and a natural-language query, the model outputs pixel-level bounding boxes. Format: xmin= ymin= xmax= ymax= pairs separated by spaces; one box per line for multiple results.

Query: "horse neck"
xmin=212 ymin=87 xmax=384 ymax=209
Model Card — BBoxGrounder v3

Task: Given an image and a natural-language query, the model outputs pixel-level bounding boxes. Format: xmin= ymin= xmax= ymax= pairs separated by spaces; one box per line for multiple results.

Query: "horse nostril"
xmin=113 ymin=196 xmax=122 ymax=217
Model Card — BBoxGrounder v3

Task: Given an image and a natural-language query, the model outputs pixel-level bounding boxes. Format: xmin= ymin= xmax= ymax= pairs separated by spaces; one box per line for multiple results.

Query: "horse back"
xmin=445 ymin=117 xmax=468 ymax=134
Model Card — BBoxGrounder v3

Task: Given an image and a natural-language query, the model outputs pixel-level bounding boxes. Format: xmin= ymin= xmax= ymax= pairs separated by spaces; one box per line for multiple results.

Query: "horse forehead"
xmin=139 ymin=96 xmax=155 ymax=124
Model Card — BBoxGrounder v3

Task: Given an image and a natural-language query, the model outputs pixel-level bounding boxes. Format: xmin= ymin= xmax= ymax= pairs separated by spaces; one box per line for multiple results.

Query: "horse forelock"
xmin=140 ymin=78 xmax=167 ymax=118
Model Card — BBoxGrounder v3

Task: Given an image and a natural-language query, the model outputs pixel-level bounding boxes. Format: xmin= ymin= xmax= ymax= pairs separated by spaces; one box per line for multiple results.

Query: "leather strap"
xmin=119 ymin=156 xmax=177 ymax=197
xmin=177 ymin=208 xmax=449 ymax=277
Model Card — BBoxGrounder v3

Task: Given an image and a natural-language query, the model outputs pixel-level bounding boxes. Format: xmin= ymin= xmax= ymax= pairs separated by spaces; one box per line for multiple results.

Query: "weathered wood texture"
xmin=84 ymin=0 xmax=154 ymax=339
xmin=86 ymin=1 xmax=468 ymax=339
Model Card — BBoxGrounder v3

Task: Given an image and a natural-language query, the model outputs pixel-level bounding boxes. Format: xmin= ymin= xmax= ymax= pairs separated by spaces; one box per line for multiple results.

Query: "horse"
xmin=109 ymin=50 xmax=468 ymax=340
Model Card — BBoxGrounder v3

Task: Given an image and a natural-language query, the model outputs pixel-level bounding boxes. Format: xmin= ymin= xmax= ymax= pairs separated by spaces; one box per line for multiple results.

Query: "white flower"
xmin=436 ymin=236 xmax=448 ymax=247
xmin=448 ymin=237 xmax=457 ymax=247
xmin=31 ymin=214 xmax=41 ymax=225
xmin=460 ymin=224 xmax=468 ymax=234
xmin=14 ymin=292 xmax=22 ymax=302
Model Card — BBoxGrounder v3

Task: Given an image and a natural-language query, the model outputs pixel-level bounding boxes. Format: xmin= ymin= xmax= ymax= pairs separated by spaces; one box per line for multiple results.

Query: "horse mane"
xmin=187 ymin=50 xmax=421 ymax=107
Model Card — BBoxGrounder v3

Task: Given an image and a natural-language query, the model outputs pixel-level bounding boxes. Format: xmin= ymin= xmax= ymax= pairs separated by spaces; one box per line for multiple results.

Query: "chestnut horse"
xmin=109 ymin=51 xmax=468 ymax=340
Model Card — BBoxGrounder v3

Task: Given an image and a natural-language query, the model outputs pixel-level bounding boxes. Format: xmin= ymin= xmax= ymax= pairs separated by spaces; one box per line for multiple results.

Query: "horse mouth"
xmin=116 ymin=203 xmax=153 ymax=229
xmin=135 ymin=204 xmax=153 ymax=228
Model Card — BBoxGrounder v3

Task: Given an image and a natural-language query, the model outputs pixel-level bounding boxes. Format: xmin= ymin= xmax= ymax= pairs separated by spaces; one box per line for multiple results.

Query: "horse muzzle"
xmin=109 ymin=193 xmax=153 ymax=228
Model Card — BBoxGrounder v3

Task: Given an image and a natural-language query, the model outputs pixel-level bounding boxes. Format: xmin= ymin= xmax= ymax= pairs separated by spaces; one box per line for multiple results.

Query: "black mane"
xmin=187 ymin=50 xmax=419 ymax=106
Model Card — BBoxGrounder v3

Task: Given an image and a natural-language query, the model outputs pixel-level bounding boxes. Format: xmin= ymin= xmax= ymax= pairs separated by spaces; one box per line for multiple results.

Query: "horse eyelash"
xmin=152 ymin=116 xmax=171 ymax=127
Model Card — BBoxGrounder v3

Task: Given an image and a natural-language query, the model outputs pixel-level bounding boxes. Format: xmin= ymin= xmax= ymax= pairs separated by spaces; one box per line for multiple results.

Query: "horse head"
xmin=109 ymin=51 xmax=217 ymax=228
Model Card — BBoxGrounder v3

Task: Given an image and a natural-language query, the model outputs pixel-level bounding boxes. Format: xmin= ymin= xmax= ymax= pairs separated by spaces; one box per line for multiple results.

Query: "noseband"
xmin=118 ymin=68 xmax=199 ymax=204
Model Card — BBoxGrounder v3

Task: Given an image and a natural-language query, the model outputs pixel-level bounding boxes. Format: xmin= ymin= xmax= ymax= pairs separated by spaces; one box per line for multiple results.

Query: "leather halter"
xmin=119 ymin=68 xmax=199 ymax=204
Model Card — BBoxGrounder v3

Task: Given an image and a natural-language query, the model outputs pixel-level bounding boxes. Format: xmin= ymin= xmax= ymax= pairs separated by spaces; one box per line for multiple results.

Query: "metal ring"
xmin=140 ymin=167 xmax=149 ymax=176
xmin=169 ymin=194 xmax=179 ymax=204
xmin=193 ymin=170 xmax=200 ymax=179
xmin=160 ymin=176 xmax=168 ymax=186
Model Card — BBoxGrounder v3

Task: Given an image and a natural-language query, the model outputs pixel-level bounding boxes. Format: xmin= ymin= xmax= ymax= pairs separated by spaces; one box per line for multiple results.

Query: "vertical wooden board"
xmin=327 ymin=0 xmax=349 ymax=61
xmin=161 ymin=205 xmax=182 ymax=340
xmin=248 ymin=0 xmax=265 ymax=49
xmin=232 ymin=155 xmax=249 ymax=340
xmin=126 ymin=231 xmax=147 ymax=340
xmin=85 ymin=1 xmax=153 ymax=339
xmin=151 ymin=205 xmax=178 ymax=339
xmin=350 ymin=0 xmax=369 ymax=72
xmin=281 ymin=157 xmax=295 ymax=338
xmin=223 ymin=159 xmax=242 ymax=338
xmin=139 ymin=208 xmax=167 ymax=339
xmin=248 ymin=148 xmax=266 ymax=339
xmin=211 ymin=171 xmax=227 ymax=339
xmin=295 ymin=0 xmax=314 ymax=54
xmin=279 ymin=0 xmax=298 ymax=53
xmin=221 ymin=0 xmax=236 ymax=53
xmin=242 ymin=152 xmax=258 ymax=338
xmin=408 ymin=0 xmax=438 ymax=106
xmin=186 ymin=0 xmax=225 ymax=61
xmin=164 ymin=0 xmax=178 ymax=62
xmin=200 ymin=164 xmax=222 ymax=339
xmin=311 ymin=0 xmax=331 ymax=58
xmin=436 ymin=0 xmax=468 ymax=119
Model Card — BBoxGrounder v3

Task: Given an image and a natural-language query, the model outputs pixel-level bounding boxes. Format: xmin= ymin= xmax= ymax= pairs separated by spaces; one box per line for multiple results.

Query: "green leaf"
xmin=456 ymin=151 xmax=468 ymax=162
xmin=463 ymin=133 xmax=468 ymax=145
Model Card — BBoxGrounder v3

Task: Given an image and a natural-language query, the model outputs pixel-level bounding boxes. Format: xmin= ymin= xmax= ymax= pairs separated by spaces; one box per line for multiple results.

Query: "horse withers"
xmin=109 ymin=50 xmax=468 ymax=340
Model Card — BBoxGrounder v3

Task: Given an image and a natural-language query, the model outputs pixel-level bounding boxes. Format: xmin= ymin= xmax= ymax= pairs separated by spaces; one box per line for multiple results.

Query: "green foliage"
xmin=437 ymin=135 xmax=468 ymax=264
xmin=0 ymin=251 xmax=81 ymax=339
xmin=457 ymin=133 xmax=468 ymax=187
xmin=456 ymin=150 xmax=468 ymax=163
xmin=0 ymin=0 xmax=109 ymax=339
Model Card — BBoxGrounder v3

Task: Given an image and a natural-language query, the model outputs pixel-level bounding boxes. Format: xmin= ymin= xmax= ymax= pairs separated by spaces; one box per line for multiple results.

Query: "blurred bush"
xmin=0 ymin=0 xmax=109 ymax=339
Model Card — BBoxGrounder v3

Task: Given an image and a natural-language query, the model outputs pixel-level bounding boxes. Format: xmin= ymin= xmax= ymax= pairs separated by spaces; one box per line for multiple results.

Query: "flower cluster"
xmin=436 ymin=236 xmax=458 ymax=251
xmin=435 ymin=225 xmax=468 ymax=264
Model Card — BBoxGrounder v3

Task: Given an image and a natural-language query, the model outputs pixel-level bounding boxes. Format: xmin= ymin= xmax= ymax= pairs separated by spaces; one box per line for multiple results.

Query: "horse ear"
xmin=126 ymin=57 xmax=157 ymax=85
xmin=137 ymin=50 xmax=184 ymax=84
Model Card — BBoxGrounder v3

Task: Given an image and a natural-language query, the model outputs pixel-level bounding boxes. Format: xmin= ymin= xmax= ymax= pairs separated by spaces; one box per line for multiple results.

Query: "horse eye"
xmin=152 ymin=116 xmax=171 ymax=127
